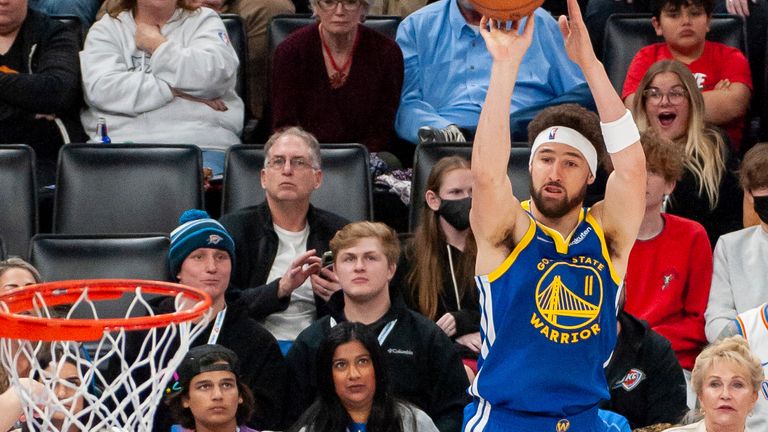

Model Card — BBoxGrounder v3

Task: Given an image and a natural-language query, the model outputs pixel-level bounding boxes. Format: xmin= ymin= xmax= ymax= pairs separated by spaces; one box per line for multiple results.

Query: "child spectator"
xmin=622 ymin=0 xmax=752 ymax=150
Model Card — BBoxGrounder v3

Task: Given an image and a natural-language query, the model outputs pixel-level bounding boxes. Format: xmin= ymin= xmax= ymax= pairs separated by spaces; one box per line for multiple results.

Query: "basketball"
xmin=469 ymin=0 xmax=543 ymax=21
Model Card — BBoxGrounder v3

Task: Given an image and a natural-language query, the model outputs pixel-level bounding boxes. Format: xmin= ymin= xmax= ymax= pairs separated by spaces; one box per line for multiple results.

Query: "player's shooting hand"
xmin=436 ymin=313 xmax=458 ymax=337
xmin=558 ymin=0 xmax=598 ymax=69
xmin=277 ymin=249 xmax=321 ymax=298
xmin=310 ymin=267 xmax=341 ymax=302
xmin=478 ymin=15 xmax=535 ymax=64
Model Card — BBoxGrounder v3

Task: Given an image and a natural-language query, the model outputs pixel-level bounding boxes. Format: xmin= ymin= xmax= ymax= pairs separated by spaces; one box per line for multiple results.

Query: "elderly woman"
xmin=270 ymin=0 xmax=403 ymax=154
xmin=80 ymin=0 xmax=244 ymax=149
xmin=664 ymin=336 xmax=762 ymax=432
xmin=630 ymin=59 xmax=742 ymax=248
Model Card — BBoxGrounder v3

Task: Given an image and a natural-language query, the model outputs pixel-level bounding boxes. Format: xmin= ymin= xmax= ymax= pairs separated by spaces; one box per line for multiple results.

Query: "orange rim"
xmin=0 ymin=279 xmax=212 ymax=342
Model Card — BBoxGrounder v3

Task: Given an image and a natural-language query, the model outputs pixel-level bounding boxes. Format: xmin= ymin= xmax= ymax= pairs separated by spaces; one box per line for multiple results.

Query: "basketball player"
xmin=463 ymin=0 xmax=646 ymax=430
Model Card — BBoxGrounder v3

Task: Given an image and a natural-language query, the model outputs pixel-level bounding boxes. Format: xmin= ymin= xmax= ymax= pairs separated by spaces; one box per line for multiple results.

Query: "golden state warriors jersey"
xmin=464 ymin=201 xmax=621 ymax=432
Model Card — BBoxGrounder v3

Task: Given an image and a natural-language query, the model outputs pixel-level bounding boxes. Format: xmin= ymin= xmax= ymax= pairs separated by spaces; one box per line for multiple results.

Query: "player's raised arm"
xmin=559 ymin=0 xmax=646 ymax=273
xmin=471 ymin=16 xmax=535 ymax=272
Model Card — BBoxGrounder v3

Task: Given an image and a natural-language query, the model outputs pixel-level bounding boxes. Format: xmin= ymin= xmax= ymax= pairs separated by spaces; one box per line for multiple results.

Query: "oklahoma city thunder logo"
xmin=530 ymin=260 xmax=604 ymax=344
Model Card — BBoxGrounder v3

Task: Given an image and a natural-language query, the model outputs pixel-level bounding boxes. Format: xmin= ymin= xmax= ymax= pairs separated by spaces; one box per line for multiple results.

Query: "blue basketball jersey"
xmin=464 ymin=201 xmax=621 ymax=432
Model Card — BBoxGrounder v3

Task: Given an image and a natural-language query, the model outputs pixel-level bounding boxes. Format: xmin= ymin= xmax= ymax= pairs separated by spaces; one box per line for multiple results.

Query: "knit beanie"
xmin=168 ymin=209 xmax=236 ymax=279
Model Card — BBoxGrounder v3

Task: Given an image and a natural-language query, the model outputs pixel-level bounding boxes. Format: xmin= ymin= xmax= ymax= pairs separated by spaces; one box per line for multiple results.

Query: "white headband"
xmin=530 ymin=126 xmax=598 ymax=176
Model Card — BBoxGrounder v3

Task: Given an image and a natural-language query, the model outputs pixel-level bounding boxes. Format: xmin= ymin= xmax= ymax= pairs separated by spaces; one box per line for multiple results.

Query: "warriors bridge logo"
xmin=530 ymin=259 xmax=604 ymax=344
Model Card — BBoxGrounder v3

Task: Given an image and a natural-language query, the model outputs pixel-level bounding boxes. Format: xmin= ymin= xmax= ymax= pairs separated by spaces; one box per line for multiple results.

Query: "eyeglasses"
xmin=266 ymin=156 xmax=317 ymax=171
xmin=317 ymin=0 xmax=362 ymax=11
xmin=642 ymin=87 xmax=688 ymax=105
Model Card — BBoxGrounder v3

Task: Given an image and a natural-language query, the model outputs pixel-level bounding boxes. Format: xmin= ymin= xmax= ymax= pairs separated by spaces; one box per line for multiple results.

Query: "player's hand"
xmin=135 ymin=22 xmax=166 ymax=54
xmin=558 ymin=0 xmax=598 ymax=69
xmin=456 ymin=332 xmax=482 ymax=353
xmin=726 ymin=0 xmax=754 ymax=16
xmin=478 ymin=15 xmax=535 ymax=64
xmin=436 ymin=313 xmax=458 ymax=337
xmin=277 ymin=249 xmax=321 ymax=298
xmin=310 ymin=267 xmax=341 ymax=302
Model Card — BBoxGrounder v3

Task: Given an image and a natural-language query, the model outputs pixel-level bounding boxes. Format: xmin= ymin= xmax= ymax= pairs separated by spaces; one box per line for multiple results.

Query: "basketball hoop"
xmin=0 ymin=279 xmax=212 ymax=432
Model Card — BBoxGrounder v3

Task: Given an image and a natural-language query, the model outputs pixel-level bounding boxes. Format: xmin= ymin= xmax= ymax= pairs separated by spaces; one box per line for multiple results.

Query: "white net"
xmin=0 ymin=283 xmax=210 ymax=432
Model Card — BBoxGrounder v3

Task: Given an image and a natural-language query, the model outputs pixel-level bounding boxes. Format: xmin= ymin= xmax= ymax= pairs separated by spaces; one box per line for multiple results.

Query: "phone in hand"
xmin=321 ymin=251 xmax=334 ymax=269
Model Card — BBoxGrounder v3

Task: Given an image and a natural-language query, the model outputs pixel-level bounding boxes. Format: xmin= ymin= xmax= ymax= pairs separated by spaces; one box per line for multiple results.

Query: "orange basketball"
xmin=469 ymin=0 xmax=543 ymax=21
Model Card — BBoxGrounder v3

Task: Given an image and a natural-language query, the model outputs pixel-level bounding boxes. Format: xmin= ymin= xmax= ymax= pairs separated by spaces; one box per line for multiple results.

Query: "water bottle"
xmin=94 ymin=117 xmax=111 ymax=144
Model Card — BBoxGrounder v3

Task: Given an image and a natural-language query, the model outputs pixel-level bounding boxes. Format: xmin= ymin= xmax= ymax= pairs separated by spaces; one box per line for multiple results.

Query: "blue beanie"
xmin=168 ymin=209 xmax=236 ymax=279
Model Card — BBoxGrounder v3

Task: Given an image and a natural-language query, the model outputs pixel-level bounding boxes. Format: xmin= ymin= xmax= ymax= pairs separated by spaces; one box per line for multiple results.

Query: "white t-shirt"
xmin=262 ymin=223 xmax=316 ymax=341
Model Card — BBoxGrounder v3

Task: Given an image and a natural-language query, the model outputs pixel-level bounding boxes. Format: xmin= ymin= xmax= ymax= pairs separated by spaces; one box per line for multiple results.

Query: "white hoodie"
xmin=80 ymin=7 xmax=243 ymax=149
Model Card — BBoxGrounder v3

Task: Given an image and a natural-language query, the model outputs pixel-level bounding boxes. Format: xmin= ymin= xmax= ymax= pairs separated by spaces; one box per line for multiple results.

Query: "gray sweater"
xmin=704 ymin=225 xmax=768 ymax=341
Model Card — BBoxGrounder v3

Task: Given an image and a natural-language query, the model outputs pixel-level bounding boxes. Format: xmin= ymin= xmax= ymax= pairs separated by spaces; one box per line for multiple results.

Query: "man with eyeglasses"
xmin=220 ymin=127 xmax=348 ymax=354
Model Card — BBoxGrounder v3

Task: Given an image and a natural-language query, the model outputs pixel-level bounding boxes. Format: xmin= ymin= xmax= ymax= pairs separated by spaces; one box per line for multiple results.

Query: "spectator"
xmin=118 ymin=209 xmax=288 ymax=432
xmin=622 ymin=0 xmax=752 ymax=150
xmin=271 ymin=0 xmax=403 ymax=154
xmin=288 ymin=322 xmax=438 ymax=432
xmin=166 ymin=344 xmax=258 ymax=432
xmin=286 ymin=222 xmax=469 ymax=432
xmin=220 ymin=127 xmax=348 ymax=351
xmin=0 ymin=0 xmax=85 ymax=185
xmin=0 ymin=258 xmax=42 ymax=293
xmin=662 ymin=336 xmax=762 ymax=432
xmin=394 ymin=0 xmax=594 ymax=144
xmin=403 ymin=156 xmax=480 ymax=361
xmin=704 ymin=143 xmax=768 ymax=341
xmin=631 ymin=59 xmax=742 ymax=247
xmin=80 ymin=0 xmax=243 ymax=149
xmin=623 ymin=128 xmax=711 ymax=406
xmin=601 ymin=290 xmax=688 ymax=429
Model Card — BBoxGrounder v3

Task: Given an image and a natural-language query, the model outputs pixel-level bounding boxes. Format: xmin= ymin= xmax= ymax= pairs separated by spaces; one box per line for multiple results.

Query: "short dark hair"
xmin=651 ymin=0 xmax=714 ymax=20
xmin=527 ymin=103 xmax=606 ymax=168
xmin=740 ymin=143 xmax=768 ymax=192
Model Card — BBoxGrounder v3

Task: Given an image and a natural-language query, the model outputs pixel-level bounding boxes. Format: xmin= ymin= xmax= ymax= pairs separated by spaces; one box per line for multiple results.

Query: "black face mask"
xmin=754 ymin=195 xmax=768 ymax=225
xmin=437 ymin=197 xmax=472 ymax=231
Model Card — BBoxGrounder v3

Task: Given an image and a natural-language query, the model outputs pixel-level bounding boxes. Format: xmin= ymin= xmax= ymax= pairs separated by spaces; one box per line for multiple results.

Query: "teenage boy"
xmin=622 ymin=0 xmax=752 ymax=149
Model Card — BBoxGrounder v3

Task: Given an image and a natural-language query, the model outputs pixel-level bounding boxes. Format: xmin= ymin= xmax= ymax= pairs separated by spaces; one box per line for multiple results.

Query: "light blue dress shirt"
xmin=395 ymin=0 xmax=591 ymax=143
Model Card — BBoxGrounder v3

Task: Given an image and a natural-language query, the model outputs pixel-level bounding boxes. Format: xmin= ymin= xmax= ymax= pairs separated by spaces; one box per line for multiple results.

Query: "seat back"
xmin=409 ymin=143 xmax=531 ymax=231
xmin=221 ymin=14 xmax=248 ymax=113
xmin=603 ymin=14 xmax=747 ymax=93
xmin=222 ymin=144 xmax=372 ymax=221
xmin=0 ymin=145 xmax=37 ymax=258
xmin=53 ymin=144 xmax=203 ymax=235
xmin=29 ymin=234 xmax=171 ymax=318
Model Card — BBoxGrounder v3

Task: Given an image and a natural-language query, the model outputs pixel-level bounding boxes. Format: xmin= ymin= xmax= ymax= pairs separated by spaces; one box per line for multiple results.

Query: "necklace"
xmin=319 ymin=24 xmax=359 ymax=89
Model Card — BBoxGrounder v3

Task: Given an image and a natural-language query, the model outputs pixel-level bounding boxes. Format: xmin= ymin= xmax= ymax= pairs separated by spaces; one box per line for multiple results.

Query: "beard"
xmin=529 ymin=181 xmax=588 ymax=219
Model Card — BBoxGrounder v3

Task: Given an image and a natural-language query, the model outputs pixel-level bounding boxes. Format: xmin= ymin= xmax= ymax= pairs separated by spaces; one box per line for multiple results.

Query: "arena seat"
xmin=0 ymin=145 xmax=37 ymax=259
xmin=53 ymin=144 xmax=203 ymax=235
xmin=0 ymin=237 xmax=6 ymax=261
xmin=29 ymin=233 xmax=170 ymax=318
xmin=221 ymin=143 xmax=373 ymax=221
xmin=221 ymin=13 xmax=248 ymax=118
xmin=602 ymin=14 xmax=747 ymax=94
xmin=409 ymin=142 xmax=531 ymax=231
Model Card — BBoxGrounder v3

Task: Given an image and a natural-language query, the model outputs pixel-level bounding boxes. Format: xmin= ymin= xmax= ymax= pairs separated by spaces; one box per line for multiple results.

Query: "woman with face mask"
xmin=704 ymin=143 xmax=768 ymax=343
xmin=404 ymin=156 xmax=480 ymax=363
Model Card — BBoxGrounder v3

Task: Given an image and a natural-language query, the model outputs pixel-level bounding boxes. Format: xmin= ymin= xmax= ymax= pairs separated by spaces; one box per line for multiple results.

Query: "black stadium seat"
xmin=0 ymin=145 xmax=38 ymax=259
xmin=221 ymin=14 xmax=248 ymax=116
xmin=409 ymin=143 xmax=532 ymax=231
xmin=53 ymin=144 xmax=203 ymax=235
xmin=602 ymin=14 xmax=747 ymax=94
xmin=221 ymin=144 xmax=373 ymax=221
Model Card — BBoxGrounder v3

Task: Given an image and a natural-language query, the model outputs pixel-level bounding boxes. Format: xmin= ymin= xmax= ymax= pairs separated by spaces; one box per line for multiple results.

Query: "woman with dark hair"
xmin=404 ymin=156 xmax=481 ymax=359
xmin=166 ymin=344 xmax=257 ymax=432
xmin=290 ymin=322 xmax=437 ymax=432
xmin=630 ymin=59 xmax=743 ymax=247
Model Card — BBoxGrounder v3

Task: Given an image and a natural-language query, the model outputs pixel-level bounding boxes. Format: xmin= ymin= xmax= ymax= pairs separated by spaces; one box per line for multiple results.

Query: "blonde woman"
xmin=664 ymin=336 xmax=762 ymax=432
xmin=631 ymin=59 xmax=743 ymax=247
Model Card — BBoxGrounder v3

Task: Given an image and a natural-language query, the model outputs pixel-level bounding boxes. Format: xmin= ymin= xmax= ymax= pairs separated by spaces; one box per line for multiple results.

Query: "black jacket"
xmin=0 ymin=9 xmax=85 ymax=161
xmin=601 ymin=311 xmax=688 ymax=429
xmin=220 ymin=201 xmax=348 ymax=320
xmin=285 ymin=292 xmax=470 ymax=432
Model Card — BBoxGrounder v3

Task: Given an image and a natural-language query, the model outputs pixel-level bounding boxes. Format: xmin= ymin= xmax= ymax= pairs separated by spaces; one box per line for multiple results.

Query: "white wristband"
xmin=600 ymin=109 xmax=640 ymax=154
